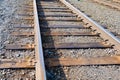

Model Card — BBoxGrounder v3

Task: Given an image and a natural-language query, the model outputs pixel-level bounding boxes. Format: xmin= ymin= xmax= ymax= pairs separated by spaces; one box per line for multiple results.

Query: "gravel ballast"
xmin=1 ymin=0 xmax=120 ymax=79
xmin=0 ymin=0 xmax=35 ymax=79
xmin=67 ymin=0 xmax=120 ymax=34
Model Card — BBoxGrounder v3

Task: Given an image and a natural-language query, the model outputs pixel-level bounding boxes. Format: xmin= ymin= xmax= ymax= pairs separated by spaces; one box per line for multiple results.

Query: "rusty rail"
xmin=33 ymin=0 xmax=47 ymax=80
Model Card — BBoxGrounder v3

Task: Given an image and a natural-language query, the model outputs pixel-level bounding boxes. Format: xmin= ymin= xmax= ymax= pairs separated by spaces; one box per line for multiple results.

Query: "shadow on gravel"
xmin=37 ymin=0 xmax=67 ymax=80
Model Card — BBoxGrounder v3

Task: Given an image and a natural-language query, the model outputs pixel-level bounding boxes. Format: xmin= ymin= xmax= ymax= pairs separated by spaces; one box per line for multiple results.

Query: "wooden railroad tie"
xmin=11 ymin=32 xmax=35 ymax=36
xmin=1 ymin=56 xmax=120 ymax=69
xmin=5 ymin=44 xmax=35 ymax=50
xmin=39 ymin=17 xmax=80 ymax=21
xmin=39 ymin=13 xmax=76 ymax=17
xmin=38 ymin=6 xmax=66 ymax=9
xmin=0 ymin=59 xmax=34 ymax=69
xmin=38 ymin=9 xmax=72 ymax=12
xmin=45 ymin=56 xmax=120 ymax=67
xmin=42 ymin=31 xmax=98 ymax=36
xmin=11 ymin=31 xmax=98 ymax=36
xmin=5 ymin=42 xmax=111 ymax=50
xmin=13 ymin=24 xmax=34 ymax=28
xmin=43 ymin=42 xmax=111 ymax=49
xmin=40 ymin=24 xmax=86 ymax=28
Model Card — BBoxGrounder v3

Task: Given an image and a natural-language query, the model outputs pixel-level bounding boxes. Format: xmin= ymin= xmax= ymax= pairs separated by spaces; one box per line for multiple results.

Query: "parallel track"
xmin=1 ymin=0 xmax=120 ymax=80
xmin=92 ymin=0 xmax=120 ymax=11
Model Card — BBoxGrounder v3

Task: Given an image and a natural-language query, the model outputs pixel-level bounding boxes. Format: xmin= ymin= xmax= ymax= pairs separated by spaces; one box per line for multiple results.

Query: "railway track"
xmin=1 ymin=0 xmax=120 ymax=79
xmin=113 ymin=0 xmax=120 ymax=3
xmin=92 ymin=0 xmax=120 ymax=11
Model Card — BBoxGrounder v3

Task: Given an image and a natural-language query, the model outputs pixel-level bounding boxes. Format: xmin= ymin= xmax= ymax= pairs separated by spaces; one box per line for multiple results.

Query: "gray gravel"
xmin=67 ymin=0 xmax=120 ymax=34
xmin=44 ymin=48 xmax=118 ymax=58
xmin=0 ymin=0 xmax=35 ymax=79
xmin=67 ymin=65 xmax=120 ymax=80
xmin=0 ymin=69 xmax=35 ymax=80
xmin=47 ymin=65 xmax=120 ymax=80
xmin=43 ymin=36 xmax=102 ymax=43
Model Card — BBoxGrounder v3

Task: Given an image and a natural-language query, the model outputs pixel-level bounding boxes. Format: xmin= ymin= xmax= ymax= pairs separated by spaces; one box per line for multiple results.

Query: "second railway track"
xmin=92 ymin=0 xmax=120 ymax=11
xmin=1 ymin=0 xmax=120 ymax=80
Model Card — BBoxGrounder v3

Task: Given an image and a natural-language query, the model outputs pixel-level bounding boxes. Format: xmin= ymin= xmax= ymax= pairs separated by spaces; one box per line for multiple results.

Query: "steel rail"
xmin=33 ymin=0 xmax=47 ymax=80
xmin=59 ymin=0 xmax=120 ymax=51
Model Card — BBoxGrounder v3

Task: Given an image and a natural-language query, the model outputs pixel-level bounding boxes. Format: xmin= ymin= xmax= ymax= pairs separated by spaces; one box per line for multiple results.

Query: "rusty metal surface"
xmin=59 ymin=0 xmax=120 ymax=51
xmin=33 ymin=0 xmax=47 ymax=80
xmin=46 ymin=56 xmax=120 ymax=67
xmin=43 ymin=42 xmax=111 ymax=49
xmin=5 ymin=44 xmax=35 ymax=50
xmin=0 ymin=59 xmax=34 ymax=69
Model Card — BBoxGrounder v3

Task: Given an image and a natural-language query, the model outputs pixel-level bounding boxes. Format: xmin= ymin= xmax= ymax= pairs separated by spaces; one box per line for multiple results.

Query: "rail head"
xmin=59 ymin=0 xmax=120 ymax=51
xmin=33 ymin=0 xmax=47 ymax=80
